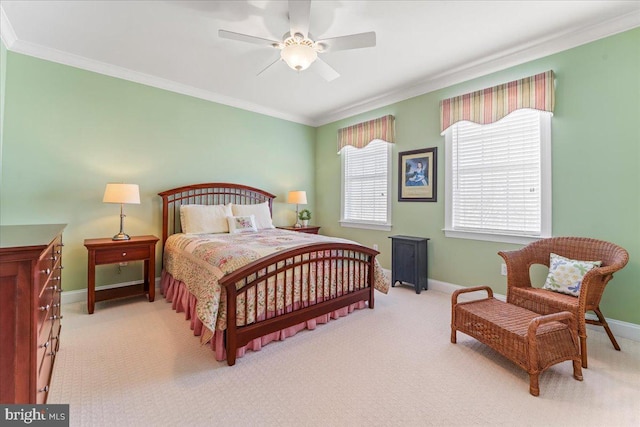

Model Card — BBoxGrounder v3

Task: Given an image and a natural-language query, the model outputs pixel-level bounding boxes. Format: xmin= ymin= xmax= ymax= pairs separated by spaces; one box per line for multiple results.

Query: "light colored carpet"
xmin=49 ymin=287 xmax=640 ymax=426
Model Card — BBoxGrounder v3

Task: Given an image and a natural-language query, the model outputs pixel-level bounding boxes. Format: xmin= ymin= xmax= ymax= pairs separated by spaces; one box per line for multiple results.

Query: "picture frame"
xmin=398 ymin=147 xmax=437 ymax=202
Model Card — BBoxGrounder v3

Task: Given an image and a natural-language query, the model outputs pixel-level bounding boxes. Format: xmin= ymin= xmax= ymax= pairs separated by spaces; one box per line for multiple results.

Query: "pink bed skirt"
xmin=160 ymin=270 xmax=366 ymax=362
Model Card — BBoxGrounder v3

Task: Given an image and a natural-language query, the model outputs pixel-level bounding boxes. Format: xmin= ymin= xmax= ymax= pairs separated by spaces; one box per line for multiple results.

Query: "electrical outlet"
xmin=373 ymin=244 xmax=379 ymax=250
xmin=501 ymin=263 xmax=507 ymax=276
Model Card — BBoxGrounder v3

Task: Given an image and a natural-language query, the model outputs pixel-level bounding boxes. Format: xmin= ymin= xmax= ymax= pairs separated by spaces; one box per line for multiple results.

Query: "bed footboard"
xmin=218 ymin=242 xmax=379 ymax=366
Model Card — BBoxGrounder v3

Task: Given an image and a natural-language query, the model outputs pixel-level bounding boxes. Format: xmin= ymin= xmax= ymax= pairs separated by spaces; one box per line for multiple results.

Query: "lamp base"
xmin=112 ymin=232 xmax=131 ymax=241
xmin=294 ymin=222 xmax=302 ymax=228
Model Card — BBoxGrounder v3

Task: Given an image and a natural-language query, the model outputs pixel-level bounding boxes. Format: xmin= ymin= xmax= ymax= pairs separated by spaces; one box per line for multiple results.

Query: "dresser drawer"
xmin=36 ymin=329 xmax=52 ymax=376
xmin=36 ymin=341 xmax=55 ymax=404
xmin=38 ymin=236 xmax=61 ymax=269
xmin=52 ymin=324 xmax=62 ymax=352
xmin=37 ymin=255 xmax=54 ymax=290
xmin=95 ymin=245 xmax=150 ymax=264
xmin=36 ymin=290 xmax=54 ymax=335
xmin=37 ymin=255 xmax=53 ymax=278
xmin=39 ymin=274 xmax=62 ymax=300
xmin=50 ymin=302 xmax=62 ymax=348
xmin=38 ymin=256 xmax=62 ymax=293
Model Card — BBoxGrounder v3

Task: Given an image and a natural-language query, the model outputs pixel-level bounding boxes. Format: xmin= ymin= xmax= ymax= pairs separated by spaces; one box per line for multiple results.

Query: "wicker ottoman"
xmin=451 ymin=286 xmax=583 ymax=396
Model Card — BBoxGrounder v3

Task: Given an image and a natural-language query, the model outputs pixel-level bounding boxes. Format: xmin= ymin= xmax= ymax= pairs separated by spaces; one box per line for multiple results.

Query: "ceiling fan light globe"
xmin=281 ymin=44 xmax=317 ymax=71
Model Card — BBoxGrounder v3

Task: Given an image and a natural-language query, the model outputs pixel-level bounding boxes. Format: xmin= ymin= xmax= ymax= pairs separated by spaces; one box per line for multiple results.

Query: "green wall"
xmin=2 ymin=28 xmax=639 ymax=326
xmin=1 ymin=39 xmax=7 ymax=187
xmin=1 ymin=52 xmax=316 ymax=292
xmin=316 ymin=28 xmax=640 ymax=324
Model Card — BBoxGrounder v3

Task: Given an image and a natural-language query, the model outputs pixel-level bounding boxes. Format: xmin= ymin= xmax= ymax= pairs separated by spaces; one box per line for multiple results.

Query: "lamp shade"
xmin=281 ymin=44 xmax=317 ymax=71
xmin=287 ymin=191 xmax=307 ymax=205
xmin=103 ymin=183 xmax=140 ymax=204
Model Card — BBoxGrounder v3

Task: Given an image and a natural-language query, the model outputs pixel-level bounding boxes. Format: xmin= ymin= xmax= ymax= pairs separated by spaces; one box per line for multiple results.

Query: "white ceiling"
xmin=2 ymin=1 xmax=639 ymax=126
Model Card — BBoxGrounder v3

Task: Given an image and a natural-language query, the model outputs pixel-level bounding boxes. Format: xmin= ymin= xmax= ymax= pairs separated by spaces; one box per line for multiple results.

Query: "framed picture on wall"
xmin=398 ymin=147 xmax=437 ymax=202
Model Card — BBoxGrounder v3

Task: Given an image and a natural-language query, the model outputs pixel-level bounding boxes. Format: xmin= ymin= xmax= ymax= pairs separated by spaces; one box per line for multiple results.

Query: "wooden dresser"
xmin=0 ymin=224 xmax=66 ymax=404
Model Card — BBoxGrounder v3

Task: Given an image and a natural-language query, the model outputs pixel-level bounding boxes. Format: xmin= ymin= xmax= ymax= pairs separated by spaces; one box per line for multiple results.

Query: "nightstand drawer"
xmin=95 ymin=245 xmax=150 ymax=264
xmin=277 ymin=226 xmax=321 ymax=234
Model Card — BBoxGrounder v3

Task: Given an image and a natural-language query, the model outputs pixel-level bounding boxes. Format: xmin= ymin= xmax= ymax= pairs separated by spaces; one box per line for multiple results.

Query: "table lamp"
xmin=287 ymin=190 xmax=307 ymax=228
xmin=103 ymin=183 xmax=140 ymax=240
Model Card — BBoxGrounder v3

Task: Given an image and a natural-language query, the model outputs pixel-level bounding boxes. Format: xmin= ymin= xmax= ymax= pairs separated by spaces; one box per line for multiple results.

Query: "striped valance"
xmin=337 ymin=115 xmax=395 ymax=153
xmin=440 ymin=70 xmax=554 ymax=133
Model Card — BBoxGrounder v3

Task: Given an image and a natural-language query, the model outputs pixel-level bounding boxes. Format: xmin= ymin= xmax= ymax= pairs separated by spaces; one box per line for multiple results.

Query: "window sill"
xmin=443 ymin=228 xmax=548 ymax=245
xmin=340 ymin=221 xmax=392 ymax=232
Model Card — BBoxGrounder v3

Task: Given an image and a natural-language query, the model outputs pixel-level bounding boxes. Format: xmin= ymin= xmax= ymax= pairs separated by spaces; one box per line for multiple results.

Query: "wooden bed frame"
xmin=158 ymin=183 xmax=379 ymax=365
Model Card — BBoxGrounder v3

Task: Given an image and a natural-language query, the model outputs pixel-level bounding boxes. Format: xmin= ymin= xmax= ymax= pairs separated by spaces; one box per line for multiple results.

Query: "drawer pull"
xmin=57 ymin=265 xmax=64 ymax=270
xmin=49 ymin=315 xmax=63 ymax=321
xmin=52 ymin=276 xmax=61 ymax=281
xmin=54 ymin=250 xmax=62 ymax=255
xmin=40 ymin=341 xmax=50 ymax=349
xmin=41 ymin=268 xmax=51 ymax=275
xmin=51 ymin=255 xmax=58 ymax=261
xmin=39 ymin=304 xmax=51 ymax=311
xmin=53 ymin=303 xmax=61 ymax=308
xmin=46 ymin=285 xmax=59 ymax=292
xmin=57 ymin=288 xmax=64 ymax=293
xmin=47 ymin=351 xmax=56 ymax=357
xmin=122 ymin=252 xmax=127 ymax=256
xmin=39 ymin=385 xmax=49 ymax=393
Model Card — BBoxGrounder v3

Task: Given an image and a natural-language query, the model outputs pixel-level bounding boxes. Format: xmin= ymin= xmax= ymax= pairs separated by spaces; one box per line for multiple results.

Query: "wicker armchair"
xmin=498 ymin=237 xmax=629 ymax=368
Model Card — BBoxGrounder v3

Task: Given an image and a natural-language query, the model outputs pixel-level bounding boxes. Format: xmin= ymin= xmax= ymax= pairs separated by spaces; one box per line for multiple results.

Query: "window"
xmin=340 ymin=139 xmax=392 ymax=231
xmin=444 ymin=109 xmax=552 ymax=244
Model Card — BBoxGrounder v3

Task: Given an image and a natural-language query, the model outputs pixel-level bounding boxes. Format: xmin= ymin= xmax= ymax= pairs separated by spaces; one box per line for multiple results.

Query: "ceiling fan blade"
xmin=311 ymin=58 xmax=340 ymax=82
xmin=316 ymin=32 xmax=376 ymax=52
xmin=218 ymin=29 xmax=280 ymax=47
xmin=288 ymin=0 xmax=311 ymax=38
xmin=257 ymin=56 xmax=282 ymax=76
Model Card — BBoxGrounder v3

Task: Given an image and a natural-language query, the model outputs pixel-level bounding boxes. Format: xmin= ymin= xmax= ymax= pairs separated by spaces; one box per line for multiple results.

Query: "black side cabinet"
xmin=389 ymin=235 xmax=429 ymax=294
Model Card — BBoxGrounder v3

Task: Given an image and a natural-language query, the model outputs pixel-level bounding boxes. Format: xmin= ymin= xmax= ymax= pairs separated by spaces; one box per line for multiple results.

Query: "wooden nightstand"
xmin=277 ymin=225 xmax=321 ymax=234
xmin=84 ymin=235 xmax=159 ymax=314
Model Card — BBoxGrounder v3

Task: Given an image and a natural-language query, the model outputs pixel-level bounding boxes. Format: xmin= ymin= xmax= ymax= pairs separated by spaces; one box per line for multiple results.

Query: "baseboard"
xmin=428 ymin=278 xmax=640 ymax=343
xmin=428 ymin=278 xmax=507 ymax=302
xmin=61 ymin=278 xmax=162 ymax=305
xmin=62 ymin=274 xmax=640 ymax=343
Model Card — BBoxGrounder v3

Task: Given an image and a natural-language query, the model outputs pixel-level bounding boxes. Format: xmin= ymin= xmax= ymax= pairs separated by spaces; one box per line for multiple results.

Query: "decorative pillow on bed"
xmin=542 ymin=253 xmax=601 ymax=297
xmin=227 ymin=215 xmax=258 ymax=234
xmin=180 ymin=204 xmax=232 ymax=234
xmin=230 ymin=202 xmax=275 ymax=229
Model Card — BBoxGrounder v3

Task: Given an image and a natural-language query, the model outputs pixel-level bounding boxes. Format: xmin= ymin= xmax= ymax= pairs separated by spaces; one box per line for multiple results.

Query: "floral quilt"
xmin=163 ymin=229 xmax=389 ymax=336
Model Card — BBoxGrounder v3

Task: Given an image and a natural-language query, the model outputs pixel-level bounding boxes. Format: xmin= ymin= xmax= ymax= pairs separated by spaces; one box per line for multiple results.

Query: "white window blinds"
xmin=450 ymin=109 xmax=550 ymax=237
xmin=341 ymin=139 xmax=391 ymax=229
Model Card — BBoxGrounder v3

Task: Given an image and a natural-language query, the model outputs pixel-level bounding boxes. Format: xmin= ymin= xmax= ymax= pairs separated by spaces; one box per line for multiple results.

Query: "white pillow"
xmin=180 ymin=204 xmax=232 ymax=234
xmin=542 ymin=253 xmax=602 ymax=297
xmin=227 ymin=215 xmax=258 ymax=234
xmin=230 ymin=202 xmax=274 ymax=230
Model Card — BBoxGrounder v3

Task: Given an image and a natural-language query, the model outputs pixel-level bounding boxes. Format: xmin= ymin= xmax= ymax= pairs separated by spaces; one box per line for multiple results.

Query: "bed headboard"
xmin=158 ymin=183 xmax=276 ymax=246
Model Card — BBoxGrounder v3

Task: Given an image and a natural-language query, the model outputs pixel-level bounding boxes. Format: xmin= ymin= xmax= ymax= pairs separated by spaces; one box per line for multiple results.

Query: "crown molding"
xmin=0 ymin=3 xmax=315 ymax=127
xmin=6 ymin=36 xmax=316 ymax=126
xmin=312 ymin=9 xmax=640 ymax=126
xmin=0 ymin=6 xmax=17 ymax=49
xmin=2 ymin=4 xmax=638 ymax=128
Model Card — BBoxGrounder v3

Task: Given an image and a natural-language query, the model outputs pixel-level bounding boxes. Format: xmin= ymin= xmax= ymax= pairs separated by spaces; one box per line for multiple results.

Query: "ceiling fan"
xmin=218 ymin=0 xmax=376 ymax=81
